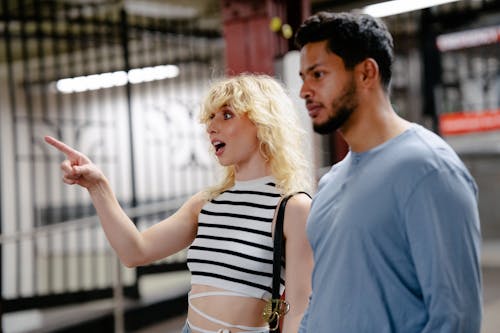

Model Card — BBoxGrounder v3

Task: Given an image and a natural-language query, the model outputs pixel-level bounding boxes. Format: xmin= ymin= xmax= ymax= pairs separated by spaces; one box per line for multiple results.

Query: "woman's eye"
xmin=223 ymin=112 xmax=233 ymax=120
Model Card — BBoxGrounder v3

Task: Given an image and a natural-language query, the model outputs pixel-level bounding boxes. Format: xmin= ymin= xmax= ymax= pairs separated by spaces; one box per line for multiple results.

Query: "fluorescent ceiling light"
xmin=363 ymin=0 xmax=460 ymax=17
xmin=125 ymin=0 xmax=198 ymax=19
xmin=56 ymin=65 xmax=179 ymax=94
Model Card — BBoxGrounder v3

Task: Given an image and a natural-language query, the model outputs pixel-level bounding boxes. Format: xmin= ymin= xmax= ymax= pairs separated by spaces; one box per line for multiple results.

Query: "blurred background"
xmin=0 ymin=0 xmax=499 ymax=332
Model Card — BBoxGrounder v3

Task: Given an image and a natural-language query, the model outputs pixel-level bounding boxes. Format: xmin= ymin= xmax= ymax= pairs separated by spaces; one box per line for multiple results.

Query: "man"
xmin=295 ymin=11 xmax=482 ymax=333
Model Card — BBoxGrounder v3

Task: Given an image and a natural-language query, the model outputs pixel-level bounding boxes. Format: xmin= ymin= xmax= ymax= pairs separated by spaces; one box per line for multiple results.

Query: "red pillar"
xmin=221 ymin=0 xmax=310 ymax=76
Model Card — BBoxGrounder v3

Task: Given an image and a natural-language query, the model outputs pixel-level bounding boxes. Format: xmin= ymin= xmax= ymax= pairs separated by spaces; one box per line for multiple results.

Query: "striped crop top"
xmin=187 ymin=176 xmax=285 ymax=300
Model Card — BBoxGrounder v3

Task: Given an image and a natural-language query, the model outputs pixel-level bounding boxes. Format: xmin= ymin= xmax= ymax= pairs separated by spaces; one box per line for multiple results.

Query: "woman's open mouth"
xmin=213 ymin=140 xmax=226 ymax=156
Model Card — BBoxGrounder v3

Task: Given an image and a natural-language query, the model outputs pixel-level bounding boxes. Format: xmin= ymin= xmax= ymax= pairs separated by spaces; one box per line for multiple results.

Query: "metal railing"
xmin=0 ymin=1 xmax=224 ymax=327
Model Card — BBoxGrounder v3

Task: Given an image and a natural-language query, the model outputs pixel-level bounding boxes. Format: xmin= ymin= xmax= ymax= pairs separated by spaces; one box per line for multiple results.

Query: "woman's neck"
xmin=234 ymin=163 xmax=271 ymax=181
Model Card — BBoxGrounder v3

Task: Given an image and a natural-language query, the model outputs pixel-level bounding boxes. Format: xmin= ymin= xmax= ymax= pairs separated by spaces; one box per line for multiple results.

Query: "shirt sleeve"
xmin=404 ymin=168 xmax=482 ymax=333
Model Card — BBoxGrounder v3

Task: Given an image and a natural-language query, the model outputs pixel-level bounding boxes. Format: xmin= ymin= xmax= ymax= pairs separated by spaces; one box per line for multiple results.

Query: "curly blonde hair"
xmin=200 ymin=73 xmax=313 ymax=199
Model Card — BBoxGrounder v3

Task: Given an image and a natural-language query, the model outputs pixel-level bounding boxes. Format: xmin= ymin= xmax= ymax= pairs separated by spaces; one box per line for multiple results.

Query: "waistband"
xmin=187 ymin=291 xmax=269 ymax=333
xmin=184 ymin=321 xmax=269 ymax=333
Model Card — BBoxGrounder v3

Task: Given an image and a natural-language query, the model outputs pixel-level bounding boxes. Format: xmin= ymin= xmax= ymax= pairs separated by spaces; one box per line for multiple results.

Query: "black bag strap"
xmin=271 ymin=191 xmax=311 ymax=299
xmin=269 ymin=191 xmax=310 ymax=331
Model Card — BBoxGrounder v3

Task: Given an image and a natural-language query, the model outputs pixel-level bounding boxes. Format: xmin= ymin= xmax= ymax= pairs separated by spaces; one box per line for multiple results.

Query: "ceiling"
xmin=119 ymin=0 xmax=365 ymax=28
xmin=0 ymin=0 xmax=481 ymax=66
xmin=0 ymin=0 xmax=382 ymax=59
xmin=124 ymin=0 xmax=379 ymax=18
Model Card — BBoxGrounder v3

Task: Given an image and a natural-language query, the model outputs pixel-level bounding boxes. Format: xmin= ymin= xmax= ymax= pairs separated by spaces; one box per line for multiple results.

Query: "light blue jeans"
xmin=181 ymin=322 xmax=269 ymax=333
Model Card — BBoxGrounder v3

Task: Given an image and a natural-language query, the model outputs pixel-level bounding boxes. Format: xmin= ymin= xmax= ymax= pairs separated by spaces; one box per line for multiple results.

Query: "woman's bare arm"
xmin=44 ymin=135 xmax=205 ymax=267
xmin=281 ymin=193 xmax=313 ymax=333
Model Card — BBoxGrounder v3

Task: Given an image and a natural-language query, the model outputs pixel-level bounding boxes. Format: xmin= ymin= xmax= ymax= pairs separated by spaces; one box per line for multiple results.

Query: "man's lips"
xmin=306 ymin=101 xmax=322 ymax=118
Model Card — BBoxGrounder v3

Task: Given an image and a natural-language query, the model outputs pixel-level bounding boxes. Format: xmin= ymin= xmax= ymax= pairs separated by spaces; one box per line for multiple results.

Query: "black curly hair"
xmin=295 ymin=11 xmax=394 ymax=91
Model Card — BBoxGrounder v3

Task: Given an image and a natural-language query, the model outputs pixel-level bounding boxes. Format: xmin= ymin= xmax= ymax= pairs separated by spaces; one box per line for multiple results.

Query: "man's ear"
xmin=356 ymin=58 xmax=379 ymax=88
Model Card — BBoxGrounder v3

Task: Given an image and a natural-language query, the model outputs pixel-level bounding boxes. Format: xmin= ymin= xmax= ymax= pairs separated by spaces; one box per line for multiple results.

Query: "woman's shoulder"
xmin=282 ymin=192 xmax=311 ymax=237
xmin=182 ymin=191 xmax=209 ymax=217
xmin=284 ymin=192 xmax=312 ymax=215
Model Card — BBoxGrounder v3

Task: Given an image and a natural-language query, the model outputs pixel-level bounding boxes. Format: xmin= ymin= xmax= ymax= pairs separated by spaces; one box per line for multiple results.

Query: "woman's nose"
xmin=207 ymin=120 xmax=218 ymax=134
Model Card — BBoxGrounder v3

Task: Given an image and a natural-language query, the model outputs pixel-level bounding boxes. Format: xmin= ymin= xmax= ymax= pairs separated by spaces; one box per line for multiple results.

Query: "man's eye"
xmin=313 ymin=71 xmax=324 ymax=79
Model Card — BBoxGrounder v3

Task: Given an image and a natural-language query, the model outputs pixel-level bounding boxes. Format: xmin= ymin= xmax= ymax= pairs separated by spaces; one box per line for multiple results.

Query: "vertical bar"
xmin=152 ymin=16 xmax=163 ymax=207
xmin=187 ymin=18 xmax=204 ymax=193
xmin=0 ymin=90 xmax=2 ymax=333
xmin=108 ymin=6 xmax=126 ymax=218
xmin=105 ymin=6 xmax=122 ymax=288
xmin=19 ymin=0 xmax=36 ymax=299
xmin=286 ymin=0 xmax=310 ymax=51
xmin=161 ymin=18 xmax=178 ymax=207
xmin=88 ymin=1 xmax=100 ymax=293
xmin=33 ymin=0 xmax=47 ymax=297
xmin=112 ymin=255 xmax=125 ymax=333
xmin=119 ymin=8 xmax=140 ymax=294
xmin=222 ymin=0 xmax=277 ymax=75
xmin=120 ymin=8 xmax=138 ymax=211
xmin=420 ymin=8 xmax=441 ymax=134
xmin=48 ymin=0 xmax=64 ymax=295
xmin=27 ymin=0 xmax=39 ymax=298
xmin=61 ymin=1 xmax=75 ymax=292
xmin=3 ymin=0 xmax=22 ymax=300
xmin=139 ymin=14 xmax=154 ymax=208
xmin=92 ymin=0 xmax=103 ymax=294
xmin=178 ymin=20 xmax=190 ymax=200
xmin=0 ymin=0 xmax=6 ymax=324
xmin=100 ymin=3 xmax=118 ymax=288
xmin=114 ymin=6 xmax=135 ymax=332
xmin=81 ymin=1 xmax=97 ymax=292
xmin=75 ymin=3 xmax=86 ymax=290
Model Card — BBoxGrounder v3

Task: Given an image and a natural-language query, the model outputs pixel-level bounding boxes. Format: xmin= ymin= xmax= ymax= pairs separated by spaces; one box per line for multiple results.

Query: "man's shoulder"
xmin=392 ymin=125 xmax=461 ymax=168
xmin=390 ymin=125 xmax=477 ymax=193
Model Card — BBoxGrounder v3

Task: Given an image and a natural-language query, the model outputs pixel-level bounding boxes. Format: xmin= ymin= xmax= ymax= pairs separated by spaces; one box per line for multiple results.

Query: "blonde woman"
xmin=45 ymin=74 xmax=314 ymax=333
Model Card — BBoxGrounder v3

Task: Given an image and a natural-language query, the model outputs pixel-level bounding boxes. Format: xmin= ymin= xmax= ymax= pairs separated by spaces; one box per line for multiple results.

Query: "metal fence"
xmin=0 ymin=0 xmax=223 ymax=317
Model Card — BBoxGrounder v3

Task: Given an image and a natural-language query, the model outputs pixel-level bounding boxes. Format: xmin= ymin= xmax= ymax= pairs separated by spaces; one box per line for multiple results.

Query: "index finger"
xmin=44 ymin=136 xmax=81 ymax=158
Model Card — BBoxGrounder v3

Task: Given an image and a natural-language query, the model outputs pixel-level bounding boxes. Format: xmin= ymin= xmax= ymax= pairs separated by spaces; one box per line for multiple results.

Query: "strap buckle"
xmin=262 ymin=298 xmax=290 ymax=329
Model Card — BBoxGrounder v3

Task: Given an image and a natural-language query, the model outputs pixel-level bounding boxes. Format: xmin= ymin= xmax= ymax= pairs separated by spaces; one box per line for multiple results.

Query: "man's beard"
xmin=314 ymin=78 xmax=358 ymax=135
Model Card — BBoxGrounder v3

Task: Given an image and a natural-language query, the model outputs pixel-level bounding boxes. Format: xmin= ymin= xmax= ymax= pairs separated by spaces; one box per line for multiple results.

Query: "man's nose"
xmin=300 ymin=82 xmax=312 ymax=100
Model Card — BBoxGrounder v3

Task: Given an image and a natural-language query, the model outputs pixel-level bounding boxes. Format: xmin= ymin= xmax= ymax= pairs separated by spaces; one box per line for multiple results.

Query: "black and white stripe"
xmin=187 ymin=176 xmax=285 ymax=299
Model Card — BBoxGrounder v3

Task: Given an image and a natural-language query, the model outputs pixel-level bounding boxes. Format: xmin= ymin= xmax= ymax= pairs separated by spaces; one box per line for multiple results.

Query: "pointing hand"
xmin=44 ymin=136 xmax=105 ymax=189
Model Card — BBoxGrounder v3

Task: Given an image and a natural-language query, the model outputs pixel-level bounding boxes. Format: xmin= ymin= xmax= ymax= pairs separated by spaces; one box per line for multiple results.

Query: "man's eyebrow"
xmin=299 ymin=63 xmax=320 ymax=76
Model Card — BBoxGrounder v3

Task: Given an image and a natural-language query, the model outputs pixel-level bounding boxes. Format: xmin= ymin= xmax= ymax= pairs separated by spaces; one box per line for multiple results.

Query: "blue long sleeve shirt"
xmin=299 ymin=124 xmax=482 ymax=333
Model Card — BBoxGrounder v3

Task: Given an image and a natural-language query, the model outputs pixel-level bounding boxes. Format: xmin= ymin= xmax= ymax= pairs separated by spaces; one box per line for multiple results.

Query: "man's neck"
xmin=340 ymin=99 xmax=411 ymax=153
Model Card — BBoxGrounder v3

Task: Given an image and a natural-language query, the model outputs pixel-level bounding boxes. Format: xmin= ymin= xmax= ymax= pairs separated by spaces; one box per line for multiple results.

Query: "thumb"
xmin=73 ymin=164 xmax=91 ymax=175
xmin=72 ymin=164 xmax=102 ymax=181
